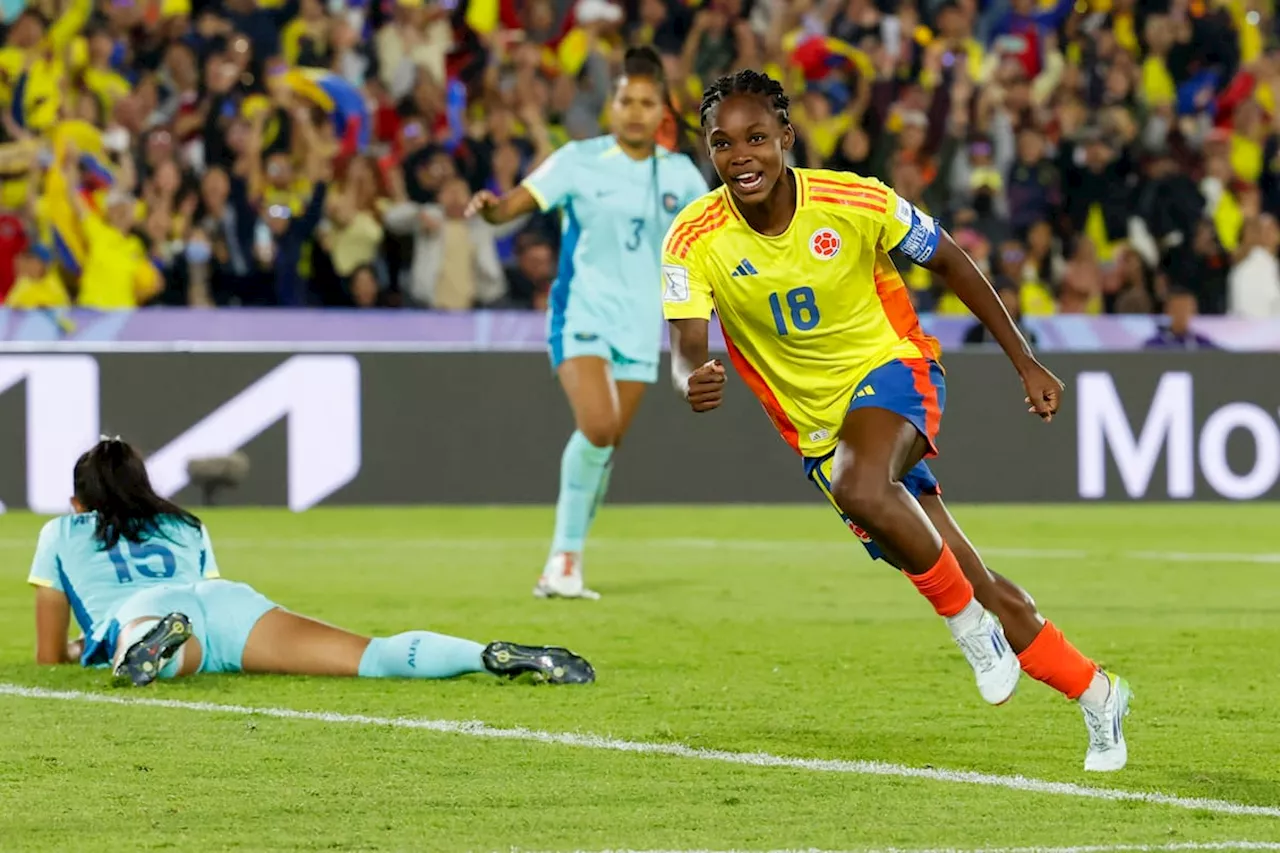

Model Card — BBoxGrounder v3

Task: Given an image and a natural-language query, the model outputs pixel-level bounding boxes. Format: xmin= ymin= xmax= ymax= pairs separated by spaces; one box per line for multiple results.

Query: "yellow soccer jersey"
xmin=661 ymin=169 xmax=942 ymax=458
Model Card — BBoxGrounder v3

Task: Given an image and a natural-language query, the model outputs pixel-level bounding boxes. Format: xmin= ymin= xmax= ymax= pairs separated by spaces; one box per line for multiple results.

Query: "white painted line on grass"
xmin=2 ymin=683 xmax=1278 ymax=820
xmin=528 ymin=845 xmax=1280 ymax=853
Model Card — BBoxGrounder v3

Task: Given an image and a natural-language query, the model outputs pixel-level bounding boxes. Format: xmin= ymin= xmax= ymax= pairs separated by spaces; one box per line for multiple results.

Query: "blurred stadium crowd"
xmin=0 ymin=0 xmax=1279 ymax=320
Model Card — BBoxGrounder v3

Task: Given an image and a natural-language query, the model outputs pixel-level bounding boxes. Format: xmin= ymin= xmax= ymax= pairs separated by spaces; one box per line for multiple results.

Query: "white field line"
xmin=2 ymin=536 xmax=1276 ymax=564
xmin=521 ymin=845 xmax=1280 ymax=853
xmin=2 ymin=684 xmax=1278 ymax=821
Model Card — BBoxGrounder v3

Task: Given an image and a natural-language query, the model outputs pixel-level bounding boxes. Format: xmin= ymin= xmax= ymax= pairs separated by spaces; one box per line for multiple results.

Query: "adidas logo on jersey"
xmin=730 ymin=259 xmax=759 ymax=277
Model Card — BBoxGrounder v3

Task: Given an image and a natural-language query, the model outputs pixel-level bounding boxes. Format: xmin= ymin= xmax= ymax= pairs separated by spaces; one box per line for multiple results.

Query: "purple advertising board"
xmin=1 ymin=308 xmax=1278 ymax=351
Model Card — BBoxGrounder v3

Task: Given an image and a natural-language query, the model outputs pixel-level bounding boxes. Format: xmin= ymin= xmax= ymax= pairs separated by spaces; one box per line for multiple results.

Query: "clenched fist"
xmin=683 ymin=359 xmax=726 ymax=413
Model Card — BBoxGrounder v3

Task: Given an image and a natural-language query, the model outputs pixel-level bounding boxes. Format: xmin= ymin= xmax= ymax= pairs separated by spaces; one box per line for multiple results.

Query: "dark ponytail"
xmin=73 ymin=438 xmax=201 ymax=551
xmin=620 ymin=45 xmax=699 ymax=154
xmin=622 ymin=44 xmax=665 ymax=81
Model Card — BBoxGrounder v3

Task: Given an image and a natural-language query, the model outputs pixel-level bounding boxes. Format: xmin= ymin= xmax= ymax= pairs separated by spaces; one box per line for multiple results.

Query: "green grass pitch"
xmin=2 ymin=504 xmax=1279 ymax=851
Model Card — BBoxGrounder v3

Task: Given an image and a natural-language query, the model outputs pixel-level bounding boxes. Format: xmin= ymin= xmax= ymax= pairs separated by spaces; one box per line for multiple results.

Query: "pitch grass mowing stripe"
xmin=4 ymin=684 xmax=1279 ymax=820
xmin=527 ymin=845 xmax=1280 ymax=853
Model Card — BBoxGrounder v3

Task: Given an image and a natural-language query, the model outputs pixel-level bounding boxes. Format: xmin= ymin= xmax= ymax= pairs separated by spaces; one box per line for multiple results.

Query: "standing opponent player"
xmin=468 ymin=46 xmax=708 ymax=599
xmin=30 ymin=438 xmax=594 ymax=687
xmin=661 ymin=70 xmax=1130 ymax=772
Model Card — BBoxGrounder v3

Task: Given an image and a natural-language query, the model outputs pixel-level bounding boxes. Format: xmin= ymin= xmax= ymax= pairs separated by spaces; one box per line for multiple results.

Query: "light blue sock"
xmin=587 ymin=458 xmax=614 ymax=526
xmin=357 ymin=631 xmax=486 ymax=679
xmin=551 ymin=430 xmax=614 ymax=555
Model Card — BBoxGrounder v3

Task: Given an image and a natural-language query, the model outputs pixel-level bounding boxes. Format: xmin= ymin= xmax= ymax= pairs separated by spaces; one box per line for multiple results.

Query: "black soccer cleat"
xmin=482 ymin=641 xmax=596 ymax=685
xmin=113 ymin=612 xmax=192 ymax=687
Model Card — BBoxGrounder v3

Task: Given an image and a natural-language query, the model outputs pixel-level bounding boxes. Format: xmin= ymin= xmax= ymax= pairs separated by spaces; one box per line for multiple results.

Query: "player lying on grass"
xmin=28 ymin=438 xmax=595 ymax=687
xmin=661 ymin=70 xmax=1129 ymax=772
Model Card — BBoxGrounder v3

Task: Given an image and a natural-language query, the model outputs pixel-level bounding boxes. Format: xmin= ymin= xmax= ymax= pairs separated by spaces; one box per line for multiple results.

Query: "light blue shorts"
xmin=549 ymin=328 xmax=659 ymax=384
xmin=111 ymin=580 xmax=278 ymax=673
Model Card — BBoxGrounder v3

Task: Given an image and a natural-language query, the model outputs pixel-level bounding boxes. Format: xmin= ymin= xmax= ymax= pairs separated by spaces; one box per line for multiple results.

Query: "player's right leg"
xmin=538 ymin=339 xmax=622 ymax=600
xmin=239 ymin=609 xmax=594 ymax=684
xmin=110 ymin=585 xmax=206 ymax=686
xmin=810 ymin=359 xmax=1021 ymax=705
xmin=919 ymin=493 xmax=1131 ymax=772
xmin=815 ymin=461 xmax=1131 ymax=771
xmin=806 ymin=452 xmax=1019 ymax=706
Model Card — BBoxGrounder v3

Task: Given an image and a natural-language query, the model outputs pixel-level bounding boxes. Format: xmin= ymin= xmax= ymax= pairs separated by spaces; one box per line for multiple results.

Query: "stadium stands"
xmin=0 ymin=0 xmax=1277 ymax=326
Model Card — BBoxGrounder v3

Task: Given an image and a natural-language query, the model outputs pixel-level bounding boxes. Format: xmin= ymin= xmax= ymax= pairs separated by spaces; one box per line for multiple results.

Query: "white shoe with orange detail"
xmin=533 ymin=552 xmax=601 ymax=600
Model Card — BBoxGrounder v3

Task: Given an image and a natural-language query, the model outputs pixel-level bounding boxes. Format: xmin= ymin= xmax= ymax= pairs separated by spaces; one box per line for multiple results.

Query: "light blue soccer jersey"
xmin=523 ymin=135 xmax=708 ymax=367
xmin=27 ymin=513 xmax=220 ymax=666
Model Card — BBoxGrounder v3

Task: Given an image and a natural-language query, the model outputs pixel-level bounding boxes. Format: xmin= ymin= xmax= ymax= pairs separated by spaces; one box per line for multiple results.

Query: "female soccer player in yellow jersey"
xmin=661 ymin=70 xmax=1131 ymax=772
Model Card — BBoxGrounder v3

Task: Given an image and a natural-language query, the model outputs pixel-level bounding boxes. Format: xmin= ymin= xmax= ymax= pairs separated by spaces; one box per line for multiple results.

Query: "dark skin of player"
xmin=669 ymin=91 xmax=1061 ymax=652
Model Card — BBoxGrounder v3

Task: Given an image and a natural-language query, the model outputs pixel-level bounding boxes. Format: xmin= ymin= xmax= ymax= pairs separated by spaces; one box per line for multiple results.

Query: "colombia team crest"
xmin=810 ymin=228 xmax=841 ymax=259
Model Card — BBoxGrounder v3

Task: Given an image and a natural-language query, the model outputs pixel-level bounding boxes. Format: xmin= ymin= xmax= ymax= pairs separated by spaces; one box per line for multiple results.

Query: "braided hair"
xmin=699 ymin=70 xmax=791 ymax=129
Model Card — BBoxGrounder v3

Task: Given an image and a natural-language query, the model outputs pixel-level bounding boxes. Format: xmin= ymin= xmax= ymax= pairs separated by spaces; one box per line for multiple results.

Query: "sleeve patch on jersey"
xmin=662 ymin=264 xmax=690 ymax=303
xmin=894 ymin=196 xmax=912 ymax=227
xmin=895 ymin=204 xmax=940 ymax=265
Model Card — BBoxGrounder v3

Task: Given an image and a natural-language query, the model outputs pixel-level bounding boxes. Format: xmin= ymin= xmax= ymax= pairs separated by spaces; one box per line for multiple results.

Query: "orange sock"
xmin=1016 ymin=621 xmax=1097 ymax=700
xmin=904 ymin=544 xmax=974 ymax=618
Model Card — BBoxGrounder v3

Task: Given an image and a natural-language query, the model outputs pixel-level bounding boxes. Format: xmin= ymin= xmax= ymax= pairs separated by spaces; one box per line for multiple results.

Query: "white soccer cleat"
xmin=953 ymin=610 xmax=1021 ymax=705
xmin=533 ymin=552 xmax=600 ymax=600
xmin=1081 ymin=671 xmax=1131 ymax=772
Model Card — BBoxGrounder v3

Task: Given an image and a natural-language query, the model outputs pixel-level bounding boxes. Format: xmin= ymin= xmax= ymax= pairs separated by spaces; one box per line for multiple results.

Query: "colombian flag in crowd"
xmin=273 ymin=65 xmax=372 ymax=156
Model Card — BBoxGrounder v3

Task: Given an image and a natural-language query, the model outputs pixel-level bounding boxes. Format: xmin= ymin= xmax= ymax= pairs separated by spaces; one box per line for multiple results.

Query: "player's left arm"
xmin=882 ymin=192 xmax=1064 ymax=422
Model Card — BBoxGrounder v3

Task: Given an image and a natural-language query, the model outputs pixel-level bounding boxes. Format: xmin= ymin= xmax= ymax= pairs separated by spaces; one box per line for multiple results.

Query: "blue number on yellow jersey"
xmin=522 ymin=135 xmax=708 ymax=364
xmin=660 ymin=169 xmax=942 ymax=458
xmin=27 ymin=513 xmax=220 ymax=665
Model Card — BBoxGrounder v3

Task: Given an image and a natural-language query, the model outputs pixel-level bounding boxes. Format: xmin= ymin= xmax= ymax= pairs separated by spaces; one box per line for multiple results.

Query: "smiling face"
xmin=704 ymin=92 xmax=793 ymax=205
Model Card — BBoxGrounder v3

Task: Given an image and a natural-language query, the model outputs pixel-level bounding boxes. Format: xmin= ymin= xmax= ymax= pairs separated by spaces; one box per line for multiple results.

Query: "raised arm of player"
xmin=466 ymin=184 xmax=540 ymax=225
xmin=469 ymin=142 xmax=580 ymax=225
xmin=669 ymin=318 xmax=725 ymax=412
xmin=922 ymin=231 xmax=1065 ymax=423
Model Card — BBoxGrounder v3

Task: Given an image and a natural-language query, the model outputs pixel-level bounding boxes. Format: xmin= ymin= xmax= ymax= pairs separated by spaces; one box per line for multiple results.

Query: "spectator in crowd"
xmin=319 ymin=155 xmax=388 ymax=288
xmin=963 ymin=283 xmax=1038 ymax=347
xmin=1110 ymin=247 xmax=1161 ymax=315
xmin=1144 ymin=287 xmax=1218 ymax=350
xmin=0 ymin=0 xmax=1276 ymax=320
xmin=1165 ymin=218 xmax=1230 ymax=316
xmin=4 ymin=243 xmax=67 ymax=309
xmin=1229 ymin=212 xmax=1280 ymax=317
xmin=385 ymin=174 xmax=515 ymax=309
xmin=348 ymin=263 xmax=385 ymax=308
xmin=69 ymin=180 xmax=163 ymax=310
xmin=503 ymin=232 xmax=556 ymax=310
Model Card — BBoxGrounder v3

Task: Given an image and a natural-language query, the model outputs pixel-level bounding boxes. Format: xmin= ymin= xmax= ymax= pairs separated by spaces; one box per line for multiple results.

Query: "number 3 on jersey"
xmin=625 ymin=218 xmax=644 ymax=251
xmin=769 ymin=286 xmax=821 ymax=335
xmin=109 ymin=542 xmax=177 ymax=583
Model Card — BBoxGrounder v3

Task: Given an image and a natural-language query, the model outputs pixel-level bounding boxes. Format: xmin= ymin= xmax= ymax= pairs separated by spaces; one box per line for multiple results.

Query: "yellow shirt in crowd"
xmin=5 ymin=272 xmax=69 ymax=310
xmin=78 ymin=213 xmax=159 ymax=310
